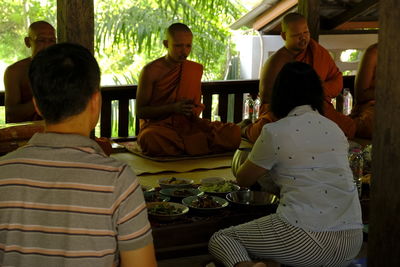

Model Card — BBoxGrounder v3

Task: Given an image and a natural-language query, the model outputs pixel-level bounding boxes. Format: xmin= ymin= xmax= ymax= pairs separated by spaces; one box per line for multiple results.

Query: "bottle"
xmin=253 ymin=96 xmax=261 ymax=122
xmin=342 ymin=88 xmax=353 ymax=115
xmin=243 ymin=94 xmax=254 ymax=121
xmin=348 ymin=148 xmax=363 ymax=198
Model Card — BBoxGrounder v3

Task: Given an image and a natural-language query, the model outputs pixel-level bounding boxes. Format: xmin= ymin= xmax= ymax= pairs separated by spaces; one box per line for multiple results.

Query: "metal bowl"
xmin=226 ymin=191 xmax=278 ymax=206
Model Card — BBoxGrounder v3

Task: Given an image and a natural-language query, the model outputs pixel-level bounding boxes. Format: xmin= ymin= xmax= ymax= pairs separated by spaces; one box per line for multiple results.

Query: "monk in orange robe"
xmin=350 ymin=43 xmax=377 ymax=139
xmin=241 ymin=13 xmax=356 ymax=143
xmin=136 ymin=23 xmax=241 ymax=156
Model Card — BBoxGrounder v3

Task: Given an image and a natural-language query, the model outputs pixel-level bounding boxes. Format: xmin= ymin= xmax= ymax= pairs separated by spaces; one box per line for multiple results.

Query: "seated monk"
xmin=241 ymin=12 xmax=356 ymax=143
xmin=350 ymin=43 xmax=377 ymax=139
xmin=136 ymin=23 xmax=241 ymax=156
xmin=4 ymin=21 xmax=56 ymax=123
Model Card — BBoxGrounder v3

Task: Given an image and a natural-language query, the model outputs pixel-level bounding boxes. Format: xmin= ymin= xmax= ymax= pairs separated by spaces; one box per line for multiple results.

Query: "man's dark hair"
xmin=271 ymin=62 xmax=324 ymax=119
xmin=29 ymin=43 xmax=100 ymax=124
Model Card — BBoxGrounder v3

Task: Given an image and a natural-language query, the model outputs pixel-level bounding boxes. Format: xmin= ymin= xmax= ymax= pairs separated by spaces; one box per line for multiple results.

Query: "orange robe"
xmin=137 ymin=60 xmax=241 ymax=156
xmin=245 ymin=39 xmax=356 ymax=143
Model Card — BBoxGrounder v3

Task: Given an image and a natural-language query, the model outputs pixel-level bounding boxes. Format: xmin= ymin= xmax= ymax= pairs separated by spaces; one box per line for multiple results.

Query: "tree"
xmin=0 ymin=0 xmax=245 ymax=84
xmin=95 ymin=0 xmax=245 ymax=82
xmin=0 ymin=0 xmax=56 ymax=64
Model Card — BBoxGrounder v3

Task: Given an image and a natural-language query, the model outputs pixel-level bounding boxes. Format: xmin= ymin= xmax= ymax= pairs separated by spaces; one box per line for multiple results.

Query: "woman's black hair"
xmin=270 ymin=61 xmax=324 ymax=119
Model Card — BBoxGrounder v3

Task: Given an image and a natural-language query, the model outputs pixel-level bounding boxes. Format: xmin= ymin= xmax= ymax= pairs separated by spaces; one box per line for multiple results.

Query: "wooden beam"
xmin=259 ymin=6 xmax=297 ymax=34
xmin=298 ymin=0 xmax=320 ymax=41
xmin=335 ymin=21 xmax=379 ymax=31
xmin=57 ymin=0 xmax=94 ymax=54
xmin=369 ymin=0 xmax=400 ymax=266
xmin=252 ymin=0 xmax=297 ymax=31
xmin=321 ymin=0 xmax=378 ymax=31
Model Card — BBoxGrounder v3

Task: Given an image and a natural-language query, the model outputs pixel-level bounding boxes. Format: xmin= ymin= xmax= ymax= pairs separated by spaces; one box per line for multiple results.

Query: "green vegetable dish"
xmin=148 ymin=202 xmax=183 ymax=215
xmin=200 ymin=181 xmax=239 ymax=193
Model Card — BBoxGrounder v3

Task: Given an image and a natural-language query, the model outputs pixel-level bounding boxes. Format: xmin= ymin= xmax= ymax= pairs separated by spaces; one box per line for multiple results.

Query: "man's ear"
xmin=89 ymin=90 xmax=102 ymax=128
xmin=90 ymin=91 xmax=101 ymax=111
xmin=24 ymin=37 xmax=31 ymax=48
xmin=163 ymin=40 xmax=168 ymax=48
xmin=281 ymin=32 xmax=286 ymax=41
xmin=32 ymin=97 xmax=42 ymax=116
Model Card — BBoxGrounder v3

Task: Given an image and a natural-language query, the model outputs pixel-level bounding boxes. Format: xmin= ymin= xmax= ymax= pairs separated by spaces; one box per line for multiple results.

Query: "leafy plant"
xmin=95 ymin=0 xmax=245 ymax=82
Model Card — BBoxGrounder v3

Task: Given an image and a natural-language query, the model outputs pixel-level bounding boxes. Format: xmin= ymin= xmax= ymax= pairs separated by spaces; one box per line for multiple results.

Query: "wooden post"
xmin=369 ymin=1 xmax=400 ymax=266
xmin=298 ymin=0 xmax=320 ymax=41
xmin=57 ymin=0 xmax=94 ymax=54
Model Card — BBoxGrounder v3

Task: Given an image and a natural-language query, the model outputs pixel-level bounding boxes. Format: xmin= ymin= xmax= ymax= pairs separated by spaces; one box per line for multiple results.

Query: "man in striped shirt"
xmin=0 ymin=43 xmax=157 ymax=266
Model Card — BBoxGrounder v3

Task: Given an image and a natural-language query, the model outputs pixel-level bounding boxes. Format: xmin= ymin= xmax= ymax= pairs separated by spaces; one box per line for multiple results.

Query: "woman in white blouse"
xmin=209 ymin=62 xmax=363 ymax=267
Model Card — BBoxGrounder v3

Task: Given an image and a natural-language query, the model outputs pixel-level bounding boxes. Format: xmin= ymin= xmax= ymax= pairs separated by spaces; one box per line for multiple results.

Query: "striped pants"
xmin=208 ymin=214 xmax=363 ymax=267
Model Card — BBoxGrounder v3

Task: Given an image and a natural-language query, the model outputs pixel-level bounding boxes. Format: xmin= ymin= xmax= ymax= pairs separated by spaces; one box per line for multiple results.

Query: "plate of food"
xmin=147 ymin=202 xmax=189 ymax=221
xmin=160 ymin=188 xmax=204 ymax=199
xmin=198 ymin=181 xmax=240 ymax=196
xmin=143 ymin=191 xmax=170 ymax=202
xmin=158 ymin=177 xmax=194 ymax=188
xmin=182 ymin=195 xmax=228 ymax=211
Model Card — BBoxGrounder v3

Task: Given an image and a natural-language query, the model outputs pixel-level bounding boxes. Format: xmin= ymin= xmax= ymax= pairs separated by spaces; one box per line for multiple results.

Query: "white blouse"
xmin=249 ymin=105 xmax=363 ymax=232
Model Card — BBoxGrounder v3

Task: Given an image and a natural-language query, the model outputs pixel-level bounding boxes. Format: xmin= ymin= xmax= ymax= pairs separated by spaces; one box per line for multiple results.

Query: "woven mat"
xmin=111 ymin=152 xmax=233 ymax=176
xmin=119 ymin=141 xmax=234 ymax=162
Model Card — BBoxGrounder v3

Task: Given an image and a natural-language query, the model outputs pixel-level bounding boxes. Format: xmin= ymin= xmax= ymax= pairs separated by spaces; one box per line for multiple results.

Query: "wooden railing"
xmin=0 ymin=76 xmax=355 ymax=138
xmin=100 ymin=79 xmax=259 ymax=138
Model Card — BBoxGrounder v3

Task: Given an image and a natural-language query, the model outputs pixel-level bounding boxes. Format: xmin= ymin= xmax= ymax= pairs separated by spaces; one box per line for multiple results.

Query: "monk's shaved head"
xmin=281 ymin=13 xmax=307 ymax=32
xmin=25 ymin=21 xmax=56 ymax=57
xmin=28 ymin=21 xmax=55 ymax=37
xmin=165 ymin=23 xmax=192 ymax=39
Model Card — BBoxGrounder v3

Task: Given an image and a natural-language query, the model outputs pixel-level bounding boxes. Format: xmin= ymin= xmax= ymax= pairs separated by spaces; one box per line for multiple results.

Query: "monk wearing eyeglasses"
xmin=4 ymin=21 xmax=56 ymax=123
xmin=241 ymin=13 xmax=356 ymax=142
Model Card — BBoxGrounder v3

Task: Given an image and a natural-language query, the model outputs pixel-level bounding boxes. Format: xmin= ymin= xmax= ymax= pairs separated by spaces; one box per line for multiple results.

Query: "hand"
xmin=173 ymin=99 xmax=195 ymax=116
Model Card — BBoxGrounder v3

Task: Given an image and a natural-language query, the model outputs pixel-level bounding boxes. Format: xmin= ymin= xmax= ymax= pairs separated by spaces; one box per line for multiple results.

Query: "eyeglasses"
xmin=31 ymin=37 xmax=57 ymax=44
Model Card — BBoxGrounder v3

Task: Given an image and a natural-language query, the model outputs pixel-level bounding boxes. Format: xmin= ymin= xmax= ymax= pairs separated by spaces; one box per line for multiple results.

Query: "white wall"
xmin=237 ymin=34 xmax=378 ymax=79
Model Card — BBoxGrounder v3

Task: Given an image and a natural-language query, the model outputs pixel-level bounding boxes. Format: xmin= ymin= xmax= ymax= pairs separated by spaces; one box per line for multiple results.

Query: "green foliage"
xmin=0 ymin=0 xmax=56 ymax=63
xmin=0 ymin=0 xmax=245 ymax=86
xmin=0 ymin=106 xmax=5 ymax=125
xmin=348 ymin=50 xmax=361 ymax=62
xmin=95 ymin=0 xmax=246 ymax=82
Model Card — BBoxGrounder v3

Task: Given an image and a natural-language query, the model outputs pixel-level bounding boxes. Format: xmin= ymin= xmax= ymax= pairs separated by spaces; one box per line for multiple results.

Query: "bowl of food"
xmin=147 ymin=202 xmax=189 ymax=222
xmin=160 ymin=188 xmax=204 ymax=199
xmin=182 ymin=195 xmax=228 ymax=212
xmin=158 ymin=177 xmax=194 ymax=188
xmin=198 ymin=181 xmax=240 ymax=196
xmin=226 ymin=191 xmax=278 ymax=206
xmin=144 ymin=191 xmax=170 ymax=202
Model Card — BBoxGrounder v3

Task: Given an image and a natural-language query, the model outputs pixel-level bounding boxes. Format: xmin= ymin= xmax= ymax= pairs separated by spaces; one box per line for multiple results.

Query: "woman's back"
xmin=250 ymin=105 xmax=363 ymax=232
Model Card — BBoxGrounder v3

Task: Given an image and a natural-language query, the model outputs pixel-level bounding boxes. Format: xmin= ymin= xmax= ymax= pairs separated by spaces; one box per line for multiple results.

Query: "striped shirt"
xmin=0 ymin=133 xmax=153 ymax=267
